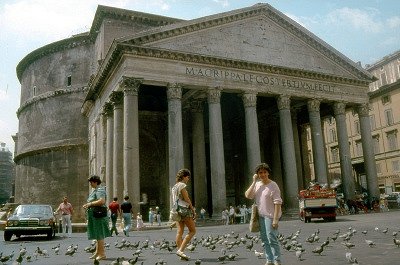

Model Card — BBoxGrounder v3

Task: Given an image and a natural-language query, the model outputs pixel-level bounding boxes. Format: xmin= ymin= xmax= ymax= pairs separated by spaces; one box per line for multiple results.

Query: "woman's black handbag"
xmin=92 ymin=206 xmax=108 ymax=218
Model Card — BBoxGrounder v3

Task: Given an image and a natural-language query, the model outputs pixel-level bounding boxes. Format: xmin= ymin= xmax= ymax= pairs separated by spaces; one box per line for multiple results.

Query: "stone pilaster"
xmin=110 ymin=91 xmax=124 ymax=201
xmin=190 ymin=99 xmax=208 ymax=210
xmin=167 ymin=83 xmax=184 ymax=192
xmin=277 ymin=95 xmax=298 ymax=210
xmin=121 ymin=77 xmax=141 ymax=214
xmin=208 ymin=87 xmax=226 ymax=217
xmin=103 ymin=102 xmax=114 ymax=204
xmin=357 ymin=103 xmax=380 ymax=201
xmin=333 ymin=102 xmax=355 ymax=201
xmin=242 ymin=92 xmax=261 ymax=176
xmin=307 ymin=99 xmax=328 ymax=184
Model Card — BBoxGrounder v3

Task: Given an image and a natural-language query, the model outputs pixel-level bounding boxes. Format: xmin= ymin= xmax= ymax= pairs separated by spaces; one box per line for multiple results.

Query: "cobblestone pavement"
xmin=1 ymin=210 xmax=400 ymax=264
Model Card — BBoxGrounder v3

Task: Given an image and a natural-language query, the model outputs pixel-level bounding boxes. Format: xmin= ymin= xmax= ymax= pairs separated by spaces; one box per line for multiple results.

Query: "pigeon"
xmin=245 ymin=240 xmax=253 ymax=251
xmin=393 ymin=238 xmax=400 ymax=247
xmin=295 ymin=249 xmax=303 ymax=260
xmin=194 ymin=259 xmax=202 ymax=265
xmin=365 ymin=239 xmax=375 ymax=247
xmin=361 ymin=230 xmax=368 ymax=235
xmin=311 ymin=245 xmax=324 ymax=255
xmin=342 ymin=242 xmax=355 ymax=249
xmin=382 ymin=227 xmax=389 ymax=234
xmin=254 ymin=249 xmax=263 ymax=258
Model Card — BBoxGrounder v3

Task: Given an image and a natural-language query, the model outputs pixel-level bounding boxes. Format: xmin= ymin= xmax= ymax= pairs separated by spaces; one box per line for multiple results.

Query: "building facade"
xmin=15 ymin=4 xmax=379 ymax=220
xmin=0 ymin=143 xmax=15 ymax=204
xmin=310 ymin=50 xmax=400 ymax=198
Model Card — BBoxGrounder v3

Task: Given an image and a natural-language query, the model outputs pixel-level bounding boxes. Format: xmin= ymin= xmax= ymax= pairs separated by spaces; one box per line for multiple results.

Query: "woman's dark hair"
xmin=176 ymin=168 xmax=191 ymax=182
xmin=88 ymin=175 xmax=101 ymax=184
xmin=254 ymin=163 xmax=272 ymax=175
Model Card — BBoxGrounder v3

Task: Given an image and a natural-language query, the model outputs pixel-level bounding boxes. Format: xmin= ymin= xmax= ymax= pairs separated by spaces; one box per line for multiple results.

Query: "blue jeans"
xmin=259 ymin=215 xmax=281 ymax=263
xmin=122 ymin=213 xmax=131 ymax=236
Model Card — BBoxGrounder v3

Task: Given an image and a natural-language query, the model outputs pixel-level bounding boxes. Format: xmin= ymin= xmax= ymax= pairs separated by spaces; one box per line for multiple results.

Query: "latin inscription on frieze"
xmin=185 ymin=66 xmax=336 ymax=93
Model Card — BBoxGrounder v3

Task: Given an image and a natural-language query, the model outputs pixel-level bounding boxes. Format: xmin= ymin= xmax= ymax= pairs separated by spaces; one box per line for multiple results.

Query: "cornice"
xmin=85 ymin=44 xmax=371 ymax=102
xmin=16 ymin=34 xmax=92 ymax=81
xmin=89 ymin=5 xmax=182 ymax=36
xmin=17 ymin=87 xmax=87 ymax=117
xmin=14 ymin=143 xmax=88 ymax=163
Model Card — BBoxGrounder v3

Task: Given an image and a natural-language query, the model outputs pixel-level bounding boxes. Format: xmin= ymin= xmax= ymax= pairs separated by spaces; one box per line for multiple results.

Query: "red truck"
xmin=298 ymin=185 xmax=337 ymax=223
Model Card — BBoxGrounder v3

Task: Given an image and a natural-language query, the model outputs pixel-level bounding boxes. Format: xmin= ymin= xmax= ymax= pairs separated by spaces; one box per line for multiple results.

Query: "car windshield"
xmin=14 ymin=205 xmax=52 ymax=216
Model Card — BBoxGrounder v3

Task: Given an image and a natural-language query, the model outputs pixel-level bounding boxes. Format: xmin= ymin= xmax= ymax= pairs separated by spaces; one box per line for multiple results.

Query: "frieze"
xmin=17 ymin=87 xmax=87 ymax=117
xmin=185 ymin=66 xmax=337 ymax=94
xmin=242 ymin=93 xmax=257 ymax=108
xmin=167 ymin=83 xmax=182 ymax=100
xmin=87 ymin=44 xmax=369 ymax=104
xmin=277 ymin=95 xmax=290 ymax=110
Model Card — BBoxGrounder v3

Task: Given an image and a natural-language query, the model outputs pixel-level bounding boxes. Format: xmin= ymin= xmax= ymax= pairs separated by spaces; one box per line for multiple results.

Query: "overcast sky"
xmin=1 ymin=0 xmax=399 ymax=155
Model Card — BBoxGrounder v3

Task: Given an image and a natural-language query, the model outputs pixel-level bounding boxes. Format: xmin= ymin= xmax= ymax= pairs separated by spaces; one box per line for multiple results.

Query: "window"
xmin=376 ymin=163 xmax=381 ymax=174
xmin=392 ymin=160 xmax=400 ymax=172
xmin=331 ymin=147 xmax=339 ymax=163
xmin=380 ymin=72 xmax=387 ymax=86
xmin=381 ymin=95 xmax=391 ymax=104
xmin=67 ymin=75 xmax=72 ymax=87
xmin=387 ymin=130 xmax=398 ymax=151
xmin=329 ymin=129 xmax=337 ymax=143
xmin=354 ymin=120 xmax=360 ymax=134
xmin=370 ymin=115 xmax=376 ymax=130
xmin=355 ymin=140 xmax=363 ymax=157
xmin=32 ymin=86 xmax=37 ymax=97
xmin=395 ymin=183 xmax=400 ymax=192
xmin=379 ymin=184 xmax=385 ymax=194
xmin=384 ymin=109 xmax=394 ymax=126
xmin=373 ymin=135 xmax=380 ymax=154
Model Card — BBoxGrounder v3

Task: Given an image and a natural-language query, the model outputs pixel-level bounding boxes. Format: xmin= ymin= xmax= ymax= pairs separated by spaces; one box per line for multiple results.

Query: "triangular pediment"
xmin=119 ymin=3 xmax=373 ymax=81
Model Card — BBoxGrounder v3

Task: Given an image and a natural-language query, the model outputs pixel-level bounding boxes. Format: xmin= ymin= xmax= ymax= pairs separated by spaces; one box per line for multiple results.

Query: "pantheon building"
xmin=14 ymin=3 xmax=379 ymax=221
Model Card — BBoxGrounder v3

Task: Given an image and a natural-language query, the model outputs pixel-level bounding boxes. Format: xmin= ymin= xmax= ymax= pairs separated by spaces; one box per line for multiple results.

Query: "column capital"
xmin=103 ymin=102 xmax=114 ymax=116
xmin=307 ymin=99 xmax=321 ymax=112
xmin=333 ymin=102 xmax=346 ymax=116
xmin=277 ymin=95 xmax=291 ymax=110
xmin=119 ymin=77 xmax=141 ymax=96
xmin=357 ymin=103 xmax=370 ymax=117
xmin=208 ymin=87 xmax=222 ymax=104
xmin=167 ymin=83 xmax=182 ymax=100
xmin=242 ymin=92 xmax=257 ymax=108
xmin=110 ymin=91 xmax=124 ymax=106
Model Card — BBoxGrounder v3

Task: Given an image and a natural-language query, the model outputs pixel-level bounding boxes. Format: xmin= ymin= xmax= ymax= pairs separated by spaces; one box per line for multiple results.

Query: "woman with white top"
xmin=171 ymin=169 xmax=196 ymax=261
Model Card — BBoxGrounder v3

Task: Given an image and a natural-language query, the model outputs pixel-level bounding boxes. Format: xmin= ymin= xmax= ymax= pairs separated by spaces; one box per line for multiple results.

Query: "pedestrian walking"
xmin=82 ymin=175 xmax=110 ymax=261
xmin=149 ymin=207 xmax=154 ymax=225
xmin=108 ymin=197 xmax=121 ymax=236
xmin=120 ymin=195 xmax=133 ymax=236
xmin=136 ymin=213 xmax=144 ymax=230
xmin=171 ymin=168 xmax=196 ymax=261
xmin=55 ymin=196 xmax=73 ymax=238
xmin=245 ymin=163 xmax=283 ymax=265
xmin=156 ymin=206 xmax=161 ymax=226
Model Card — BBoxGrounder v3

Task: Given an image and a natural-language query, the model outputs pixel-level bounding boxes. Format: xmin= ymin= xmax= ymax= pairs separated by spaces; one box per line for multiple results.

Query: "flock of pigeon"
xmin=1 ymin=223 xmax=400 ymax=264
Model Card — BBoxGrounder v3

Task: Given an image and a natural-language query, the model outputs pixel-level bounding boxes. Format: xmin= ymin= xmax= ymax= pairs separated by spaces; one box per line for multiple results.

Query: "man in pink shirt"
xmin=245 ymin=163 xmax=282 ymax=265
xmin=55 ymin=196 xmax=74 ymax=237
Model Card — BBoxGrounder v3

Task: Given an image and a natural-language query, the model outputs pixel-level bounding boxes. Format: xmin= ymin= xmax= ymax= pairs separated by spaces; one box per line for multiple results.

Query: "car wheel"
xmin=47 ymin=230 xmax=53 ymax=240
xmin=4 ymin=231 xmax=12 ymax=241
